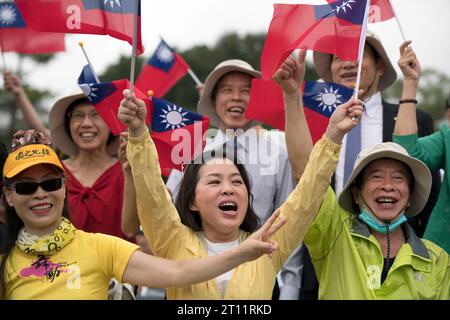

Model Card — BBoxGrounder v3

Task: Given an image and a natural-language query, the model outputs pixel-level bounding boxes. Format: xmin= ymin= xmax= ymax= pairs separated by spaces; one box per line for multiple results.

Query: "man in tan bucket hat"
xmin=165 ymin=59 xmax=298 ymax=299
xmin=298 ymin=31 xmax=440 ymax=300
xmin=285 ymin=95 xmax=449 ymax=299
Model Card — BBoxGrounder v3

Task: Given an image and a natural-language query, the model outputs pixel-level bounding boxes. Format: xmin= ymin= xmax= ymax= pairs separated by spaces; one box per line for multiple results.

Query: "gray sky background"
xmin=4 ymin=0 xmax=450 ymax=110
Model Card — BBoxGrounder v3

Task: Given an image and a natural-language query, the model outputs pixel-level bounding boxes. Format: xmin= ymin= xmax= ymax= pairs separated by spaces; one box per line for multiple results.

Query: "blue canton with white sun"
xmin=82 ymin=0 xmax=136 ymax=13
xmin=152 ymin=98 xmax=203 ymax=132
xmin=315 ymin=0 xmax=366 ymax=24
xmin=303 ymin=81 xmax=353 ymax=118
xmin=0 ymin=2 xmax=25 ymax=28
xmin=148 ymin=40 xmax=175 ymax=72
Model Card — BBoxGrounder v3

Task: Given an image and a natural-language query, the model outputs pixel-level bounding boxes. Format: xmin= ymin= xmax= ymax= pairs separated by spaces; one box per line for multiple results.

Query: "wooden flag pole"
xmin=129 ymin=0 xmax=139 ymax=97
xmin=388 ymin=0 xmax=407 ymax=42
xmin=78 ymin=42 xmax=100 ymax=83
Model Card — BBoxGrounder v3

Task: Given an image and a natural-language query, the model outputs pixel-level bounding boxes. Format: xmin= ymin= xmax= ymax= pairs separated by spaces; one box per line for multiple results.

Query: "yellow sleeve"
xmin=273 ymin=136 xmax=342 ymax=268
xmin=127 ymin=130 xmax=192 ymax=258
xmin=93 ymin=233 xmax=140 ymax=283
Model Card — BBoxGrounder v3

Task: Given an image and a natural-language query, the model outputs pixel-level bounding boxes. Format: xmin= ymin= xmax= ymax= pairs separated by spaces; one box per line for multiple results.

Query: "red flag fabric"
xmin=150 ymin=97 xmax=209 ymax=176
xmin=136 ymin=39 xmax=189 ymax=98
xmin=79 ymin=74 xmax=209 ymax=176
xmin=15 ymin=0 xmax=143 ymax=55
xmin=245 ymin=79 xmax=353 ymax=144
xmin=0 ymin=2 xmax=65 ymax=54
xmin=326 ymin=0 xmax=395 ymax=23
xmin=82 ymin=79 xmax=151 ymax=135
xmin=260 ymin=0 xmax=368 ymax=80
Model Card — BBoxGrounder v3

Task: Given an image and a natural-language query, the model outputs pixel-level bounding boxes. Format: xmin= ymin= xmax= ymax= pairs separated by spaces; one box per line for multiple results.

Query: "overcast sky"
xmin=4 ymin=0 xmax=450 ymax=110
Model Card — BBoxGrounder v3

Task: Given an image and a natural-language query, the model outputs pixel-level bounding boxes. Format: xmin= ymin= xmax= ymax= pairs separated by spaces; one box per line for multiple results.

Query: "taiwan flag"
xmin=246 ymin=79 xmax=353 ymax=144
xmin=150 ymin=98 xmax=209 ymax=176
xmin=78 ymin=64 xmax=98 ymax=86
xmin=136 ymin=39 xmax=190 ymax=98
xmin=80 ymin=78 xmax=151 ymax=135
xmin=0 ymin=1 xmax=65 ymax=54
xmin=261 ymin=0 xmax=368 ymax=80
xmin=326 ymin=0 xmax=395 ymax=23
xmin=15 ymin=0 xmax=143 ymax=54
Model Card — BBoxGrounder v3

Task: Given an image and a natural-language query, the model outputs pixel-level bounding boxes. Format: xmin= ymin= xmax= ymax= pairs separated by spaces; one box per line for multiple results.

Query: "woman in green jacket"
xmin=393 ymin=41 xmax=450 ymax=255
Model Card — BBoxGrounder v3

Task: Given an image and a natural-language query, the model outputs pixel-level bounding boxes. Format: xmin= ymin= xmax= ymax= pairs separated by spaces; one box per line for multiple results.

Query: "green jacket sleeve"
xmin=393 ymin=126 xmax=448 ymax=171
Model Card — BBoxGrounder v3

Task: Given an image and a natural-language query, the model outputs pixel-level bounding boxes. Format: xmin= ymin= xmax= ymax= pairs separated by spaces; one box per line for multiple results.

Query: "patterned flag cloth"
xmin=326 ymin=0 xmax=395 ymax=23
xmin=151 ymin=97 xmax=209 ymax=176
xmin=78 ymin=78 xmax=152 ymax=135
xmin=0 ymin=1 xmax=65 ymax=54
xmin=15 ymin=0 xmax=143 ymax=54
xmin=260 ymin=0 xmax=368 ymax=80
xmin=245 ymin=79 xmax=353 ymax=144
xmin=136 ymin=39 xmax=189 ymax=98
xmin=77 ymin=69 xmax=209 ymax=176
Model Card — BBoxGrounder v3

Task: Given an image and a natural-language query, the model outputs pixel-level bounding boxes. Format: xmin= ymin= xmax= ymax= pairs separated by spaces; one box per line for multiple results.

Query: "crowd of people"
xmin=0 ymin=30 xmax=449 ymax=300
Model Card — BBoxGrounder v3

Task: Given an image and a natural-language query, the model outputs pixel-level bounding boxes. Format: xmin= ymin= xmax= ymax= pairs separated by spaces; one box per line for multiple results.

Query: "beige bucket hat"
xmin=49 ymin=91 xmax=119 ymax=156
xmin=337 ymin=142 xmax=431 ymax=217
xmin=197 ymin=59 xmax=261 ymax=128
xmin=313 ymin=30 xmax=397 ymax=92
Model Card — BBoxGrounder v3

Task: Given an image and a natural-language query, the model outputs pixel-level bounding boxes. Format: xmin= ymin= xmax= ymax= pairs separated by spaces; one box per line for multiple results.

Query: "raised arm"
xmin=123 ymin=209 xmax=286 ymax=288
xmin=3 ymin=71 xmax=49 ymax=135
xmin=118 ymin=132 xmax=140 ymax=238
xmin=118 ymin=91 xmax=190 ymax=257
xmin=394 ymin=41 xmax=421 ymax=136
xmin=273 ymin=50 xmax=313 ymax=182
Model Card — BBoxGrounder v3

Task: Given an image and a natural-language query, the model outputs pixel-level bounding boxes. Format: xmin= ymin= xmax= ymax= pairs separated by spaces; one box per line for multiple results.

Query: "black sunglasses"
xmin=10 ymin=178 xmax=63 ymax=195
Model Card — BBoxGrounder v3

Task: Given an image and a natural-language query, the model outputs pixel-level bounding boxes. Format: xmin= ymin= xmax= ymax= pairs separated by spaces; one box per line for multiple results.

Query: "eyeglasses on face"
xmin=68 ymin=110 xmax=102 ymax=122
xmin=9 ymin=178 xmax=64 ymax=195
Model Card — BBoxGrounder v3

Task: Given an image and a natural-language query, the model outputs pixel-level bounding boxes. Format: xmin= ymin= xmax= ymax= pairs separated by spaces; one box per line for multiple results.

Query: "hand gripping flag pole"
xmin=78 ymin=42 xmax=100 ymax=83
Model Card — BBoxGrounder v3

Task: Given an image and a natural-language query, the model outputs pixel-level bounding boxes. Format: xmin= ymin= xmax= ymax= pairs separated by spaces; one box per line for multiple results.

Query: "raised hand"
xmin=3 ymin=71 xmax=24 ymax=96
xmin=272 ymin=50 xmax=307 ymax=94
xmin=325 ymin=97 xmax=364 ymax=144
xmin=238 ymin=209 xmax=287 ymax=261
xmin=118 ymin=89 xmax=147 ymax=137
xmin=398 ymin=41 xmax=421 ymax=83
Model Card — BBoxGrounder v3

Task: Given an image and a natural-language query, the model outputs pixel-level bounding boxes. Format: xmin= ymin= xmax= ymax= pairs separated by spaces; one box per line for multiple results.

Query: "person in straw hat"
xmin=394 ymin=42 xmax=450 ymax=255
xmin=0 ymin=129 xmax=286 ymax=299
xmin=285 ymin=86 xmax=449 ymax=299
xmin=297 ymin=32 xmax=440 ymax=300
xmin=3 ymin=72 xmax=137 ymax=242
xmin=313 ymin=32 xmax=439 ymax=234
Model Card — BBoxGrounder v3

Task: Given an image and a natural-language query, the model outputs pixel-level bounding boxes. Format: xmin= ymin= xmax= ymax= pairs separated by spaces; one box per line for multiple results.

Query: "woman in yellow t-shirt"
xmin=0 ymin=130 xmax=285 ymax=300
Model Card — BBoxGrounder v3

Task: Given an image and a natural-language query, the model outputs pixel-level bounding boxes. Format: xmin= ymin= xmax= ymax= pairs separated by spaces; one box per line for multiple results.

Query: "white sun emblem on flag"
xmin=79 ymin=83 xmax=98 ymax=100
xmin=157 ymin=46 xmax=174 ymax=64
xmin=160 ymin=104 xmax=189 ymax=130
xmin=0 ymin=4 xmax=17 ymax=25
xmin=314 ymin=86 xmax=343 ymax=113
xmin=104 ymin=0 xmax=121 ymax=8
xmin=334 ymin=0 xmax=356 ymax=14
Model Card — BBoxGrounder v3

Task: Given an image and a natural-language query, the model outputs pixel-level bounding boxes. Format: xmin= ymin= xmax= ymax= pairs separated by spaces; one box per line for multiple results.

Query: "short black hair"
xmin=446 ymin=94 xmax=450 ymax=111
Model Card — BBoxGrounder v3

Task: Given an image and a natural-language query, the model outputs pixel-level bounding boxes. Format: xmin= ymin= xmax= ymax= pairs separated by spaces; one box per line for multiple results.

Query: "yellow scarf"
xmin=16 ymin=217 xmax=76 ymax=256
